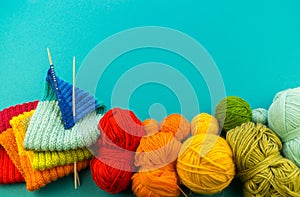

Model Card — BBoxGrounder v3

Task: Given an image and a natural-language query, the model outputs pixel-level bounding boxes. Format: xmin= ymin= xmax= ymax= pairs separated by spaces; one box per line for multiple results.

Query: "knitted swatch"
xmin=3 ymin=110 xmax=89 ymax=191
xmin=24 ymin=100 xmax=103 ymax=151
xmin=46 ymin=66 xmax=104 ymax=129
xmin=23 ymin=68 xmax=105 ymax=151
xmin=30 ymin=148 xmax=92 ymax=170
xmin=0 ymin=101 xmax=38 ymax=184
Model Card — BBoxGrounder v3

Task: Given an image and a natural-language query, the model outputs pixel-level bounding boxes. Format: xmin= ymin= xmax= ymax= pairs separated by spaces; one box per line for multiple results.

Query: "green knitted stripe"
xmin=42 ymin=81 xmax=57 ymax=101
xmin=32 ymin=148 xmax=93 ymax=170
xmin=24 ymin=100 xmax=102 ymax=151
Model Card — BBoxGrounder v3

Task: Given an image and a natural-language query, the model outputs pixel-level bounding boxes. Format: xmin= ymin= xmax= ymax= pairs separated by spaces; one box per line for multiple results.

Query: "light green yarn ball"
xmin=215 ymin=96 xmax=252 ymax=132
xmin=252 ymin=108 xmax=268 ymax=125
xmin=268 ymin=87 xmax=300 ymax=167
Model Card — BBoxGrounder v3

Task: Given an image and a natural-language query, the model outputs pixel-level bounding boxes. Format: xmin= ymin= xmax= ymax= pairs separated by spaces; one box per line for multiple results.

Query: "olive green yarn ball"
xmin=215 ymin=96 xmax=252 ymax=132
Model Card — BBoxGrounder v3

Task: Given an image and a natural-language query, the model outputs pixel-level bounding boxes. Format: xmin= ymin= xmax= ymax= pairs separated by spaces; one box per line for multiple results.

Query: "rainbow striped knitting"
xmin=24 ymin=66 xmax=105 ymax=151
xmin=4 ymin=111 xmax=89 ymax=191
xmin=46 ymin=66 xmax=102 ymax=129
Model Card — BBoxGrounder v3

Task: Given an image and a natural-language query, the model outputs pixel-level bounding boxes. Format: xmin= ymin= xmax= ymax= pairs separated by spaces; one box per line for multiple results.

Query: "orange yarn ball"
xmin=132 ymin=163 xmax=181 ymax=197
xmin=160 ymin=114 xmax=190 ymax=141
xmin=135 ymin=132 xmax=182 ymax=170
xmin=132 ymin=132 xmax=182 ymax=197
xmin=143 ymin=119 xmax=159 ymax=136
xmin=191 ymin=113 xmax=219 ymax=135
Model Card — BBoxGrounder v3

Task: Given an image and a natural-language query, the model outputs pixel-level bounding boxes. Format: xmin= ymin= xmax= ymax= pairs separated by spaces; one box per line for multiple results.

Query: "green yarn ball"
xmin=268 ymin=87 xmax=300 ymax=167
xmin=252 ymin=108 xmax=268 ymax=125
xmin=215 ymin=96 xmax=252 ymax=132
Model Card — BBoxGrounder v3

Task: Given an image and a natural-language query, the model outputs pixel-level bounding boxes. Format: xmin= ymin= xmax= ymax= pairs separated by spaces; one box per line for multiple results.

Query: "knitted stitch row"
xmin=46 ymin=66 xmax=105 ymax=129
xmin=24 ymin=101 xmax=102 ymax=151
xmin=30 ymin=148 xmax=92 ymax=170
xmin=2 ymin=111 xmax=90 ymax=191
xmin=0 ymin=101 xmax=38 ymax=184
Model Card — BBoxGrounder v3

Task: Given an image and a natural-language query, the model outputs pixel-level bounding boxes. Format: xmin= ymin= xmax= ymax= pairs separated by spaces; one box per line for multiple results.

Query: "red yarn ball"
xmin=90 ymin=108 xmax=145 ymax=194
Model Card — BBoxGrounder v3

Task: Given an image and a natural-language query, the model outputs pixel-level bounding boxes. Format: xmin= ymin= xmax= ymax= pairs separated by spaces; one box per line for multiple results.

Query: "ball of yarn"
xmin=226 ymin=122 xmax=300 ymax=196
xmin=177 ymin=134 xmax=235 ymax=195
xmin=215 ymin=96 xmax=252 ymax=132
xmin=132 ymin=164 xmax=180 ymax=197
xmin=160 ymin=114 xmax=190 ymax=141
xmin=252 ymin=108 xmax=268 ymax=125
xmin=191 ymin=113 xmax=219 ymax=135
xmin=90 ymin=108 xmax=145 ymax=194
xmin=143 ymin=119 xmax=159 ymax=136
xmin=268 ymin=88 xmax=300 ymax=167
xmin=132 ymin=131 xmax=182 ymax=197
xmin=135 ymin=132 xmax=182 ymax=169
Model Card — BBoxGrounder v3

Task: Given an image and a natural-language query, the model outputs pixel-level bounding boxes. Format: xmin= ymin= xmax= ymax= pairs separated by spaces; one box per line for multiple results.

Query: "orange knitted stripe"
xmin=3 ymin=111 xmax=90 ymax=191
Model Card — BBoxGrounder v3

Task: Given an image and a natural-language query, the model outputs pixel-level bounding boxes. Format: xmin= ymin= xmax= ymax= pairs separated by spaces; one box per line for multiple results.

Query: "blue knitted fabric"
xmin=23 ymin=67 xmax=106 ymax=151
xmin=47 ymin=66 xmax=104 ymax=129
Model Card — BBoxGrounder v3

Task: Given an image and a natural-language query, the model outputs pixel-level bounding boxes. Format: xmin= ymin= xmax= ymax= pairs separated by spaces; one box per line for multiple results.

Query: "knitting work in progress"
xmin=0 ymin=101 xmax=38 ymax=184
xmin=0 ymin=111 xmax=89 ymax=191
xmin=24 ymin=66 xmax=105 ymax=151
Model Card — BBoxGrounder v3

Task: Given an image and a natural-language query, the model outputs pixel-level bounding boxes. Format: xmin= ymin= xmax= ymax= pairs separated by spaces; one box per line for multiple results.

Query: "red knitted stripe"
xmin=0 ymin=101 xmax=38 ymax=184
xmin=0 ymin=101 xmax=38 ymax=133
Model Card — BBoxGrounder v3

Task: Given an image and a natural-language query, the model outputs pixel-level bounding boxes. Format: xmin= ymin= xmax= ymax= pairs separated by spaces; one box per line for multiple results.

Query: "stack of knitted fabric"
xmin=0 ymin=66 xmax=105 ymax=191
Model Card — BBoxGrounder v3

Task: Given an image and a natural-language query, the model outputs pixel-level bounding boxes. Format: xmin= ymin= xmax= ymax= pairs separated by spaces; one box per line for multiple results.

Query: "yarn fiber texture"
xmin=215 ymin=96 xmax=252 ymax=133
xmin=177 ymin=134 xmax=235 ymax=195
xmin=132 ymin=127 xmax=182 ymax=197
xmin=160 ymin=114 xmax=190 ymax=141
xmin=30 ymin=147 xmax=92 ymax=170
xmin=4 ymin=111 xmax=89 ymax=191
xmin=252 ymin=108 xmax=268 ymax=125
xmin=46 ymin=67 xmax=104 ymax=129
xmin=268 ymin=87 xmax=300 ymax=167
xmin=191 ymin=113 xmax=219 ymax=135
xmin=226 ymin=122 xmax=300 ymax=197
xmin=0 ymin=101 xmax=38 ymax=184
xmin=90 ymin=108 xmax=145 ymax=194
xmin=24 ymin=100 xmax=102 ymax=151
xmin=143 ymin=119 xmax=160 ymax=136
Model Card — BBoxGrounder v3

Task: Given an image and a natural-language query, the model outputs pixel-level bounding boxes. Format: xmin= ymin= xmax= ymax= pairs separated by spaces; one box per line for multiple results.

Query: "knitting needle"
xmin=47 ymin=48 xmax=53 ymax=66
xmin=72 ymin=56 xmax=76 ymax=118
xmin=72 ymin=56 xmax=80 ymax=189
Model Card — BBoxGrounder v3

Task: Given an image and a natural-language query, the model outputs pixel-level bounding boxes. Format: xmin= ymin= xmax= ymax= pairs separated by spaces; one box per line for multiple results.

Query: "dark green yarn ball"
xmin=215 ymin=96 xmax=252 ymax=132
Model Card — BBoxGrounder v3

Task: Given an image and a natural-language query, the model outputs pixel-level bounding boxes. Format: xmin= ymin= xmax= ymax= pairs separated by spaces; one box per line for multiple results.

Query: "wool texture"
xmin=268 ymin=87 xmax=300 ymax=167
xmin=226 ymin=122 xmax=300 ymax=197
xmin=252 ymin=108 xmax=268 ymax=125
xmin=30 ymin=147 xmax=92 ymax=170
xmin=24 ymin=100 xmax=102 ymax=151
xmin=90 ymin=108 xmax=145 ymax=194
xmin=5 ymin=110 xmax=89 ymax=191
xmin=132 ymin=122 xmax=182 ymax=197
xmin=143 ymin=119 xmax=160 ymax=136
xmin=46 ymin=66 xmax=104 ymax=129
xmin=191 ymin=113 xmax=219 ymax=135
xmin=160 ymin=114 xmax=190 ymax=141
xmin=177 ymin=134 xmax=235 ymax=195
xmin=215 ymin=96 xmax=252 ymax=133
xmin=0 ymin=101 xmax=38 ymax=184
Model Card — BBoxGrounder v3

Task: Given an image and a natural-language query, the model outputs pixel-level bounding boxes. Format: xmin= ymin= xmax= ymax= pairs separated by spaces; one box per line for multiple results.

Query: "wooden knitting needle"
xmin=72 ymin=56 xmax=80 ymax=189
xmin=47 ymin=48 xmax=53 ymax=66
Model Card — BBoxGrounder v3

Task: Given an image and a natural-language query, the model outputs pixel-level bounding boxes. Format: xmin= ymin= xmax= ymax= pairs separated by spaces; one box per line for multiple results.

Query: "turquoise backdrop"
xmin=1 ymin=0 xmax=300 ymax=196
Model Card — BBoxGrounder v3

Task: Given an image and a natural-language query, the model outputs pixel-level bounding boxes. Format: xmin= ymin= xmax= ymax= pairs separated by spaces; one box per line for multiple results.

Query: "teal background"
xmin=1 ymin=0 xmax=300 ymax=196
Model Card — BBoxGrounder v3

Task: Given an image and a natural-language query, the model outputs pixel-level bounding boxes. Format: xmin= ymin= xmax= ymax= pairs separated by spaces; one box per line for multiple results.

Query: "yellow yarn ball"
xmin=177 ymin=134 xmax=235 ymax=195
xmin=191 ymin=113 xmax=219 ymax=135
